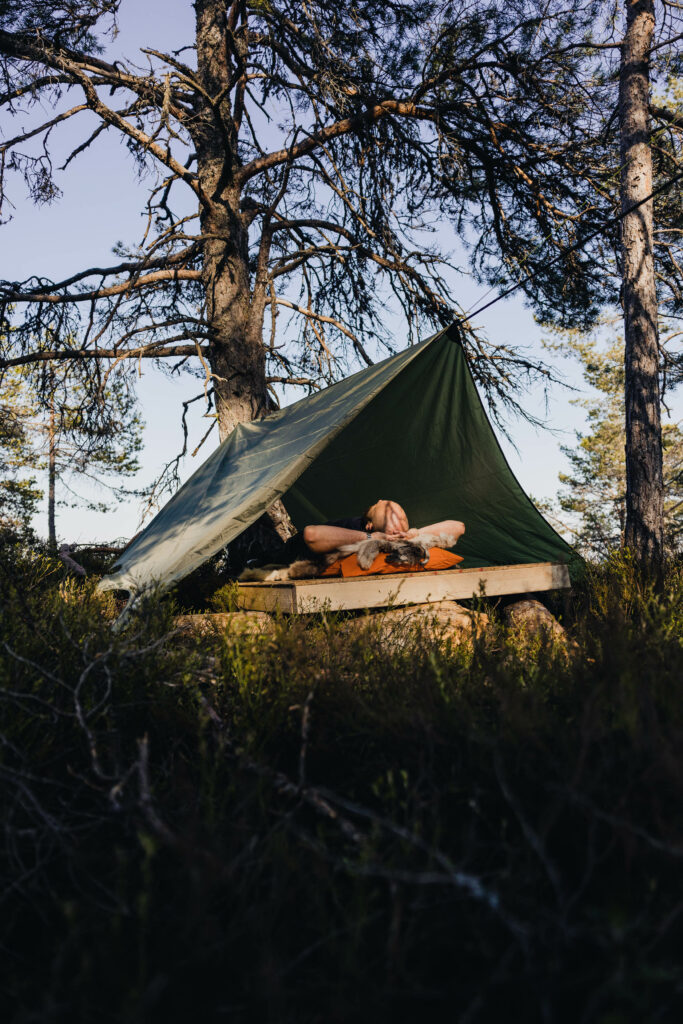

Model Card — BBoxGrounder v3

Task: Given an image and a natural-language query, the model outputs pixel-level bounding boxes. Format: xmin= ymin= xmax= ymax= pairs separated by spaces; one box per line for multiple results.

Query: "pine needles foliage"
xmin=1 ymin=540 xmax=683 ymax=1023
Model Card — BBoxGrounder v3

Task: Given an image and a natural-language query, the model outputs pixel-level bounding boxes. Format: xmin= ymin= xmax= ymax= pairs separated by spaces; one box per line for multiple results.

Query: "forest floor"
xmin=2 ymin=539 xmax=683 ymax=1023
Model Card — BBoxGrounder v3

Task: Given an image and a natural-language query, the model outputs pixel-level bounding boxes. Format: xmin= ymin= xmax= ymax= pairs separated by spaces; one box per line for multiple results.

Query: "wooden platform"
xmin=236 ymin=561 xmax=571 ymax=614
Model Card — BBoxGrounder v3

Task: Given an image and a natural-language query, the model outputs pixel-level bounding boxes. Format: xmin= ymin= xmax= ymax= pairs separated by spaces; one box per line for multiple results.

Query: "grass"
xmin=1 ymin=537 xmax=683 ymax=1023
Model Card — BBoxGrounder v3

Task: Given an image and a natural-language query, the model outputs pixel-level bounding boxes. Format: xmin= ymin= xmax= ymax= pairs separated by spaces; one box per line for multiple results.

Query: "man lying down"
xmin=239 ymin=499 xmax=465 ymax=581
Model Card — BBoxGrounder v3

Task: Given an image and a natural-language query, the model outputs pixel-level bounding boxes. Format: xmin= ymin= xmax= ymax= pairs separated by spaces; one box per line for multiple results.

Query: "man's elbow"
xmin=302 ymin=525 xmax=320 ymax=549
xmin=450 ymin=520 xmax=465 ymax=540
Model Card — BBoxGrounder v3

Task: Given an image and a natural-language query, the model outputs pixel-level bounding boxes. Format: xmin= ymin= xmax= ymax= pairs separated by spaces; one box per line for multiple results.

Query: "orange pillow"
xmin=320 ymin=547 xmax=463 ymax=578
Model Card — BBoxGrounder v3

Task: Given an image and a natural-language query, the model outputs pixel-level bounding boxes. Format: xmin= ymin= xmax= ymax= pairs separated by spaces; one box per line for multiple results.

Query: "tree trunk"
xmin=619 ymin=0 xmax=663 ymax=566
xmin=47 ymin=384 xmax=56 ymax=550
xmin=192 ymin=0 xmax=295 ymax=543
xmin=194 ymin=1 xmax=269 ymax=438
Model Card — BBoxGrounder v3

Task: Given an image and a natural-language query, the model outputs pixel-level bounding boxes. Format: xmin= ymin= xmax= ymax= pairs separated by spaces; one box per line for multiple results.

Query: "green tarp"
xmin=99 ymin=327 xmax=574 ymax=598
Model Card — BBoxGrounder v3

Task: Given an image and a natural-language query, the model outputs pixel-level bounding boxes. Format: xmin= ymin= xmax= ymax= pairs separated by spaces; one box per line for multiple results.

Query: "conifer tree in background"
xmin=544 ymin=332 xmax=683 ymax=559
xmin=0 ymin=372 xmax=42 ymax=535
xmin=38 ymin=366 xmax=143 ymax=548
xmin=2 ymin=359 xmax=143 ymax=546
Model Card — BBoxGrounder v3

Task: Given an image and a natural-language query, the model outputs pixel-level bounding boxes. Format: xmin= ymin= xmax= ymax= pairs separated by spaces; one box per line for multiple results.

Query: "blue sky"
xmin=3 ymin=0 xmax=671 ymax=544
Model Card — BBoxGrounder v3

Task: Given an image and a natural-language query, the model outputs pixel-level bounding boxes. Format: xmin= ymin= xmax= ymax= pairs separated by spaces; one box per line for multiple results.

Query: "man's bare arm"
xmin=302 ymin=519 xmax=464 ymax=555
xmin=404 ymin=520 xmax=465 ymax=541
xmin=302 ymin=524 xmax=370 ymax=554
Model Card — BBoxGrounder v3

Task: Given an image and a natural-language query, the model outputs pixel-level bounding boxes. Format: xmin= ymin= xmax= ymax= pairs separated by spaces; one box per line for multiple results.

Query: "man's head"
xmin=364 ymin=499 xmax=409 ymax=535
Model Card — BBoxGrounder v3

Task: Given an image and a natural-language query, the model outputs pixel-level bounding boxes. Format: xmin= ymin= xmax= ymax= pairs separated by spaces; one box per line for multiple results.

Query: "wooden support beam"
xmin=236 ymin=562 xmax=571 ymax=614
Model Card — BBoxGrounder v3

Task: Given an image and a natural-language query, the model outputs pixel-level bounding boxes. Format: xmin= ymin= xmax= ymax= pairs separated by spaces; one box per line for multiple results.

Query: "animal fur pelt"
xmin=238 ymin=531 xmax=459 ymax=582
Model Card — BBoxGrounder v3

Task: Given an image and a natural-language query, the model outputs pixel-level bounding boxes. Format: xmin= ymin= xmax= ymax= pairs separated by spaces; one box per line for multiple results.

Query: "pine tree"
xmin=0 ymin=2 xmax=644 ymax=434
xmin=38 ymin=368 xmax=143 ymax=547
xmin=619 ymin=0 xmax=663 ymax=565
xmin=2 ymin=358 xmax=143 ymax=545
xmin=546 ymin=333 xmax=683 ymax=559
xmin=0 ymin=371 xmax=42 ymax=535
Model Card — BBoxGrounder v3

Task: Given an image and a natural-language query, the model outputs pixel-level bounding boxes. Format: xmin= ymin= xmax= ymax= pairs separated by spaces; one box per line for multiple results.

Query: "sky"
xmin=2 ymin=0 xmax=678 ymax=545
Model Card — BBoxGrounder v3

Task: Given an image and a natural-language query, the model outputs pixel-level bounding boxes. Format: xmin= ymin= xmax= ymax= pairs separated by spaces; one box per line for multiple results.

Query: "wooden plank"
xmin=236 ymin=583 xmax=296 ymax=613
xmin=236 ymin=562 xmax=570 ymax=614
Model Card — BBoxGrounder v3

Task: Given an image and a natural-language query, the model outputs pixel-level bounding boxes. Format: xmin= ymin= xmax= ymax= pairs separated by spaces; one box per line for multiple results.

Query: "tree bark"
xmin=194 ymin=0 xmax=269 ymax=439
xmin=619 ymin=0 xmax=663 ymax=566
xmin=47 ymin=384 xmax=57 ymax=550
xmin=192 ymin=0 xmax=295 ymax=542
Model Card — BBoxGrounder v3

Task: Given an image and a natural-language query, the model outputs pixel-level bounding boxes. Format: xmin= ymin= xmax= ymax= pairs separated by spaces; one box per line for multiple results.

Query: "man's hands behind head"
xmin=384 ymin=504 xmax=409 ymax=537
